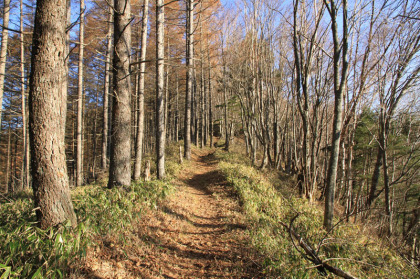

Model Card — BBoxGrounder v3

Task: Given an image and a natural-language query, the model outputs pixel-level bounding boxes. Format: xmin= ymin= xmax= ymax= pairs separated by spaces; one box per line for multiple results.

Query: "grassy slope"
xmin=0 ymin=143 xmax=184 ymax=279
xmin=215 ymin=146 xmax=418 ymax=278
xmin=0 ymin=180 xmax=174 ymax=278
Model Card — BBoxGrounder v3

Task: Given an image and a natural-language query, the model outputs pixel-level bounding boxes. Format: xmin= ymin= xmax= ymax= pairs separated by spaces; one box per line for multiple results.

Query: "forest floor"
xmin=78 ymin=148 xmax=262 ymax=278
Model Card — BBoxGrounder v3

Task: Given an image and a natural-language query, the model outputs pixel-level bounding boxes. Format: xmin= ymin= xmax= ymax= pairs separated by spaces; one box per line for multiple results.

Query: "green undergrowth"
xmin=0 ymin=173 xmax=176 ymax=278
xmin=215 ymin=149 xmax=418 ymax=278
xmin=144 ymin=141 xmax=189 ymax=178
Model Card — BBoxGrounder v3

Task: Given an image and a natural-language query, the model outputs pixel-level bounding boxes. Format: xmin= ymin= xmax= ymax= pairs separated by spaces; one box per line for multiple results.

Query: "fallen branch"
xmin=279 ymin=215 xmax=358 ymax=279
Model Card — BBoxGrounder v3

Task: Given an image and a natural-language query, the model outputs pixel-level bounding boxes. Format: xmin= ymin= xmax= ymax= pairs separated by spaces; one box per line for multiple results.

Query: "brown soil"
xmin=75 ymin=149 xmax=261 ymax=279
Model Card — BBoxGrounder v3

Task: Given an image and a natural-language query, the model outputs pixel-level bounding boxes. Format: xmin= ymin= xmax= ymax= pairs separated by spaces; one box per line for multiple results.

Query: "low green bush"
xmin=0 ymin=179 xmax=173 ymax=278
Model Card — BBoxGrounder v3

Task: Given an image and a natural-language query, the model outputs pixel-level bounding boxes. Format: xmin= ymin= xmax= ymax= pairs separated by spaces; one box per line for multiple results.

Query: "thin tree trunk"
xmin=366 ymin=140 xmax=382 ymax=203
xmin=175 ymin=72 xmax=179 ymax=142
xmin=193 ymin=66 xmax=198 ymax=146
xmin=381 ymin=116 xmax=392 ymax=234
xmin=208 ymin=54 xmax=213 ymax=147
xmin=20 ymin=0 xmax=29 ymax=189
xmin=134 ymin=0 xmax=149 ymax=180
xmin=0 ymin=0 xmax=10 ymax=127
xmin=13 ymin=132 xmax=18 ymax=191
xmin=156 ymin=0 xmax=166 ymax=179
xmin=29 ymin=0 xmax=77 ymax=228
xmin=184 ymin=0 xmax=194 ymax=160
xmin=164 ymin=36 xmax=170 ymax=141
xmin=108 ymin=0 xmax=132 ymax=188
xmin=203 ymin=46 xmax=208 ymax=147
xmin=323 ymin=0 xmax=349 ymax=230
xmin=102 ymin=4 xmax=112 ymax=170
xmin=92 ymin=81 xmax=99 ymax=181
xmin=199 ymin=13 xmax=205 ymax=148
xmin=222 ymin=47 xmax=229 ymax=151
xmin=76 ymin=0 xmax=85 ymax=187
xmin=6 ymin=123 xmax=11 ymax=193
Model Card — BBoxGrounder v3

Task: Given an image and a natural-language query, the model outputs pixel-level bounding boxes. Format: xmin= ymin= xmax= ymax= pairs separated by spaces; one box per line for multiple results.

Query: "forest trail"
xmin=82 ymin=149 xmax=261 ymax=278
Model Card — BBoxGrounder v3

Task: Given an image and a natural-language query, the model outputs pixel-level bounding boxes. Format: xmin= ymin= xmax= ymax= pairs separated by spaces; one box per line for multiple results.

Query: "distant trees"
xmin=218 ymin=0 xmax=419 ymax=259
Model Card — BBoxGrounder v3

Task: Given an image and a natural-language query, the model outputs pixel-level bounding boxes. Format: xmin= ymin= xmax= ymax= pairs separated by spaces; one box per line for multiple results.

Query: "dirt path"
xmin=81 ymin=149 xmax=260 ymax=278
xmin=134 ymin=149 xmax=260 ymax=278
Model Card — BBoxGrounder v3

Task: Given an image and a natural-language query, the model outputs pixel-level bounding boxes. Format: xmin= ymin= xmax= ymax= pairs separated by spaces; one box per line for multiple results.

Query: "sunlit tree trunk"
xmin=20 ymin=0 xmax=30 ymax=189
xmin=76 ymin=0 xmax=85 ymax=187
xmin=108 ymin=0 xmax=132 ymax=188
xmin=102 ymin=4 xmax=113 ymax=170
xmin=0 ymin=0 xmax=10 ymax=127
xmin=184 ymin=0 xmax=194 ymax=160
xmin=175 ymin=72 xmax=179 ymax=142
xmin=156 ymin=0 xmax=166 ymax=179
xmin=208 ymin=49 xmax=213 ymax=147
xmin=323 ymin=0 xmax=349 ymax=230
xmin=134 ymin=0 xmax=149 ymax=180
xmin=29 ymin=0 xmax=77 ymax=228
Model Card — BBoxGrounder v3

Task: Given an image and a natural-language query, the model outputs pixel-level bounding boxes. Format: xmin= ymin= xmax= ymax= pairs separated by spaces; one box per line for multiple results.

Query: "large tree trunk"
xmin=102 ymin=4 xmax=113 ymax=170
xmin=184 ymin=0 xmax=194 ymax=160
xmin=76 ymin=0 xmax=85 ymax=187
xmin=0 ymin=0 xmax=10 ymax=127
xmin=29 ymin=0 xmax=77 ymax=228
xmin=108 ymin=0 xmax=132 ymax=188
xmin=156 ymin=0 xmax=166 ymax=179
xmin=134 ymin=0 xmax=149 ymax=180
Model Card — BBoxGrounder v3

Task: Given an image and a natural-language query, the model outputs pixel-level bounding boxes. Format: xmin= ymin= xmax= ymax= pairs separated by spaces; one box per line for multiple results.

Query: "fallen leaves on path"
xmin=74 ymin=149 xmax=261 ymax=278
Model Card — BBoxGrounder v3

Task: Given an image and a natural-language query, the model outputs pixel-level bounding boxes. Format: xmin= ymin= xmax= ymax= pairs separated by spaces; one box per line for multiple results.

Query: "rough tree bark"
xmin=29 ymin=0 xmax=77 ymax=228
xmin=108 ymin=0 xmax=132 ymax=188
